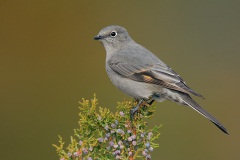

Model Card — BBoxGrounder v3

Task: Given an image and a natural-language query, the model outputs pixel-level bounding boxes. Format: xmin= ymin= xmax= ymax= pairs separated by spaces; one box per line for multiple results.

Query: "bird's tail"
xmin=177 ymin=93 xmax=228 ymax=134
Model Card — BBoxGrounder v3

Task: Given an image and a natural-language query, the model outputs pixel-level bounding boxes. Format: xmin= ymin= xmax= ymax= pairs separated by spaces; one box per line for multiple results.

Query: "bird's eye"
xmin=110 ymin=31 xmax=117 ymax=37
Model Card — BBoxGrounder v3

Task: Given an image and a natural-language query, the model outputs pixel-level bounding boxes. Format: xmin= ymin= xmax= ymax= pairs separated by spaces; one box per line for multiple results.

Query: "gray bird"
xmin=94 ymin=25 xmax=228 ymax=134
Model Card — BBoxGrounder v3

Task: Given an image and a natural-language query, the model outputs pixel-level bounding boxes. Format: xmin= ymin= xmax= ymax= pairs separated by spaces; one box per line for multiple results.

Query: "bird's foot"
xmin=147 ymin=99 xmax=155 ymax=105
xmin=130 ymin=99 xmax=144 ymax=120
xmin=141 ymin=99 xmax=155 ymax=110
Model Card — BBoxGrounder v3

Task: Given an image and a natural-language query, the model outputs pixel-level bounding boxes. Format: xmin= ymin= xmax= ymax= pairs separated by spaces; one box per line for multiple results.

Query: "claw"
xmin=130 ymin=99 xmax=144 ymax=120
xmin=147 ymin=99 xmax=155 ymax=105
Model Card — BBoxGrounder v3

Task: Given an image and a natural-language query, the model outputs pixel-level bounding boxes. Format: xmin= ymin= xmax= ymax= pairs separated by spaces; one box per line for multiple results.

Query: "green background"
xmin=1 ymin=1 xmax=239 ymax=159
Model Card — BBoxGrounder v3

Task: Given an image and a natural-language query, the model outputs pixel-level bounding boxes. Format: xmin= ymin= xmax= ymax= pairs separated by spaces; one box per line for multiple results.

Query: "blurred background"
xmin=0 ymin=0 xmax=239 ymax=159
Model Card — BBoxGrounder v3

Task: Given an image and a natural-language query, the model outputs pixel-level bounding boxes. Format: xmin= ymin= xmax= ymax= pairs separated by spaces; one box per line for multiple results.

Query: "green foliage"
xmin=53 ymin=95 xmax=161 ymax=160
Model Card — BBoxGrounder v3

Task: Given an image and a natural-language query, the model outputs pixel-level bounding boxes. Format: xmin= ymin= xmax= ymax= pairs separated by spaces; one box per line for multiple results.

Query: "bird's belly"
xmin=107 ymin=69 xmax=164 ymax=100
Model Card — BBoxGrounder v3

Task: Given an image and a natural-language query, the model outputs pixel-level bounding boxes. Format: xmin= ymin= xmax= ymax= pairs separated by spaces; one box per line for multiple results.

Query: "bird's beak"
xmin=94 ymin=35 xmax=103 ymax=40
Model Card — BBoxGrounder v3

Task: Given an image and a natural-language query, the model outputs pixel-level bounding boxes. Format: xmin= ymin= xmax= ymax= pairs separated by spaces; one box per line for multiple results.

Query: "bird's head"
xmin=94 ymin=25 xmax=132 ymax=51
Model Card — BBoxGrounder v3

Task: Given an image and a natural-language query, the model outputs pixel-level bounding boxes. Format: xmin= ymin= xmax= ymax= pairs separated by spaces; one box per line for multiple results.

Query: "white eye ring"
xmin=110 ymin=31 xmax=117 ymax=37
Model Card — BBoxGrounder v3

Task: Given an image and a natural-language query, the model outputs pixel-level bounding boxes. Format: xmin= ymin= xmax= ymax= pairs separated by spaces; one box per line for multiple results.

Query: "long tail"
xmin=177 ymin=93 xmax=228 ymax=134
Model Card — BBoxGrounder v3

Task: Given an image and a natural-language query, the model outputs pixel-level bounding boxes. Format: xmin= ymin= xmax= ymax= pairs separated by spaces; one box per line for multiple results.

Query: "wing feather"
xmin=108 ymin=50 xmax=203 ymax=98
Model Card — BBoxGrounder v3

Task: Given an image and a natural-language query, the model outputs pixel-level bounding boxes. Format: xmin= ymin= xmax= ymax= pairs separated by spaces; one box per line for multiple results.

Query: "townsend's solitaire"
xmin=94 ymin=25 xmax=228 ymax=134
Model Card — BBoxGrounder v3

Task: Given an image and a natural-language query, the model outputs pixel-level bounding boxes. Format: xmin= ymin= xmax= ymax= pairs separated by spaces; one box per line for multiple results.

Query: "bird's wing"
xmin=108 ymin=56 xmax=203 ymax=98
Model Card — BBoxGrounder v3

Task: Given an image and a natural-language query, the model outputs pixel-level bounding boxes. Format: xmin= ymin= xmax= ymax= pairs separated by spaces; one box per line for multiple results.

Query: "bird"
xmin=94 ymin=25 xmax=228 ymax=134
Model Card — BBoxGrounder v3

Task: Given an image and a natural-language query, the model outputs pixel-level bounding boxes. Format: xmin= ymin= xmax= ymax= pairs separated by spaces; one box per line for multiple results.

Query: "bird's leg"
xmin=142 ymin=98 xmax=155 ymax=109
xmin=147 ymin=99 xmax=155 ymax=105
xmin=130 ymin=99 xmax=144 ymax=120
